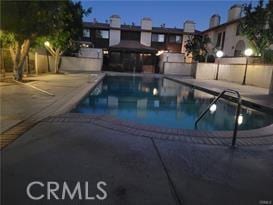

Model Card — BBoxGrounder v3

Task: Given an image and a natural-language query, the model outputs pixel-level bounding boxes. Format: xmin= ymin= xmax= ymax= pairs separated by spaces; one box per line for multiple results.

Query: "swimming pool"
xmin=73 ymin=75 xmax=273 ymax=131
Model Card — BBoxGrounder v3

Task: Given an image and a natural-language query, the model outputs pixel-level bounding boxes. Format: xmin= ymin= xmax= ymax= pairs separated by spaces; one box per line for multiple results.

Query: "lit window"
xmin=83 ymin=29 xmax=90 ymax=38
xmin=96 ymin=30 xmax=109 ymax=39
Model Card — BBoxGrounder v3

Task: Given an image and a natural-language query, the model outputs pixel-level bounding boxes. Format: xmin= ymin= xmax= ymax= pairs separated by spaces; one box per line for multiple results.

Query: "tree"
xmin=184 ymin=35 xmax=211 ymax=62
xmin=240 ymin=0 xmax=272 ymax=57
xmin=1 ymin=1 xmax=59 ymax=80
xmin=36 ymin=1 xmax=91 ymax=73
xmin=1 ymin=0 xmax=90 ymax=80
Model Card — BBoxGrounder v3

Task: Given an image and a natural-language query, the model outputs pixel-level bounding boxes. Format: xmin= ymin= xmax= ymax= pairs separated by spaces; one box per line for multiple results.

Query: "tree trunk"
xmin=53 ymin=48 xmax=62 ymax=74
xmin=9 ymin=39 xmax=30 ymax=81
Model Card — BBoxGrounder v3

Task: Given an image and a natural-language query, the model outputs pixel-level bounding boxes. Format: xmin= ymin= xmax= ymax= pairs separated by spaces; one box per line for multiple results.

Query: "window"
xmin=169 ymin=35 xmax=182 ymax=43
xmin=216 ymin=32 xmax=222 ymax=48
xmin=121 ymin=31 xmax=140 ymax=41
xmin=236 ymin=24 xmax=241 ymax=36
xmin=221 ymin=32 xmax=226 ymax=49
xmin=96 ymin=30 xmax=109 ymax=39
xmin=152 ymin=34 xmax=165 ymax=42
xmin=83 ymin=29 xmax=90 ymax=38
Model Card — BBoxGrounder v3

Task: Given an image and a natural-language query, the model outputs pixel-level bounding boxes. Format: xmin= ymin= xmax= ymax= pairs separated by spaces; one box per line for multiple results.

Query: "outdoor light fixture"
xmin=153 ymin=88 xmax=158 ymax=96
xmin=242 ymin=48 xmax=253 ymax=85
xmin=238 ymin=114 xmax=243 ymax=125
xmin=215 ymin=50 xmax=224 ymax=80
xmin=244 ymin=48 xmax=253 ymax=57
xmin=156 ymin=50 xmax=167 ymax=56
xmin=216 ymin=50 xmax=224 ymax=58
xmin=44 ymin=41 xmax=50 ymax=47
xmin=209 ymin=104 xmax=217 ymax=113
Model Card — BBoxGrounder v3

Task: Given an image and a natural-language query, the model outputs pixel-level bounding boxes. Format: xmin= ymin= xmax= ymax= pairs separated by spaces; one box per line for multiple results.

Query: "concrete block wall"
xmin=164 ymin=63 xmax=195 ymax=75
xmin=195 ymin=62 xmax=273 ymax=90
xmin=59 ymin=57 xmax=102 ymax=72
xmin=218 ymin=64 xmax=245 ymax=84
xmin=195 ymin=63 xmax=217 ymax=80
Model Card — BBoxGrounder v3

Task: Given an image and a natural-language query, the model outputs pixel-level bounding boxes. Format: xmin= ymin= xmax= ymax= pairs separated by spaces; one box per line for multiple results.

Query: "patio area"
xmin=1 ymin=73 xmax=273 ymax=205
xmin=2 ymin=114 xmax=273 ymax=205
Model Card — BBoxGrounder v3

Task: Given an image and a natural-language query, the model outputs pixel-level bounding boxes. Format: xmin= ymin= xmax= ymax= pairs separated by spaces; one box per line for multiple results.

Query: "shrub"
xmin=263 ymin=49 xmax=273 ymax=64
xmin=207 ymin=55 xmax=215 ymax=63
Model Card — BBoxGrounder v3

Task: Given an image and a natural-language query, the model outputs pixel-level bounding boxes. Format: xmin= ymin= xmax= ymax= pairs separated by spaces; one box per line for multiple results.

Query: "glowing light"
xmin=209 ymin=104 xmax=217 ymax=113
xmin=238 ymin=114 xmax=243 ymax=125
xmin=103 ymin=50 xmax=108 ymax=54
xmin=44 ymin=41 xmax=50 ymax=47
xmin=244 ymin=48 xmax=253 ymax=57
xmin=156 ymin=50 xmax=167 ymax=56
xmin=216 ymin=50 xmax=224 ymax=58
xmin=153 ymin=88 xmax=158 ymax=96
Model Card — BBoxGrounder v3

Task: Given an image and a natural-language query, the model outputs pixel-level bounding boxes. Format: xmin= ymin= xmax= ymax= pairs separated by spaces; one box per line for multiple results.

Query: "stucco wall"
xmin=140 ymin=32 xmax=152 ymax=46
xmin=109 ymin=30 xmax=121 ymax=46
xmin=246 ymin=65 xmax=273 ymax=88
xmin=60 ymin=57 xmax=102 ymax=72
xmin=218 ymin=64 xmax=245 ymax=84
xmin=195 ymin=63 xmax=217 ymax=80
xmin=164 ymin=63 xmax=195 ymax=75
xmin=36 ymin=54 xmax=102 ymax=73
xmin=195 ymin=62 xmax=273 ymax=89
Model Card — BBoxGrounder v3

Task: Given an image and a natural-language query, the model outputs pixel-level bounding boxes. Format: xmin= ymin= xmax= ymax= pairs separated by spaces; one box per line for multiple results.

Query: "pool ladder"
xmin=195 ymin=89 xmax=242 ymax=147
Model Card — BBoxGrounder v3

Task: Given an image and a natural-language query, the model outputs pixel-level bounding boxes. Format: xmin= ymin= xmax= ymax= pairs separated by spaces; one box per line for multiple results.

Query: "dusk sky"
xmin=80 ymin=0 xmax=261 ymax=31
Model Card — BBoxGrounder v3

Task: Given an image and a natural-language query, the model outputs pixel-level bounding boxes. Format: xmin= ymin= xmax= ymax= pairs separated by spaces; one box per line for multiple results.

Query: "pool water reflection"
xmin=73 ymin=76 xmax=273 ymax=131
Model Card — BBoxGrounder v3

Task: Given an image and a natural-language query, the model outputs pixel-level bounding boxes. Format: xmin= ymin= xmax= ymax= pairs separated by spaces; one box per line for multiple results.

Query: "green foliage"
xmin=240 ymin=0 xmax=273 ymax=56
xmin=184 ymin=35 xmax=210 ymax=62
xmin=264 ymin=49 xmax=273 ymax=64
xmin=207 ymin=54 xmax=215 ymax=63
xmin=36 ymin=1 xmax=91 ymax=55
xmin=0 ymin=31 xmax=16 ymax=48
xmin=1 ymin=1 xmax=58 ymax=43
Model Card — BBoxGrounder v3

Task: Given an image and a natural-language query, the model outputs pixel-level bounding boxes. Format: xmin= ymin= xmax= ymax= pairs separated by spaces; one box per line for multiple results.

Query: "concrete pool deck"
xmin=0 ymin=73 xmax=104 ymax=148
xmin=2 ymin=118 xmax=273 ymax=205
xmin=1 ymin=73 xmax=273 ymax=204
xmin=167 ymin=76 xmax=273 ymax=111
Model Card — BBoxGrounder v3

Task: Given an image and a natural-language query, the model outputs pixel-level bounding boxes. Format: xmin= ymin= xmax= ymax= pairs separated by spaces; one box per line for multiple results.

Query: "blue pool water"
xmin=73 ymin=76 xmax=273 ymax=131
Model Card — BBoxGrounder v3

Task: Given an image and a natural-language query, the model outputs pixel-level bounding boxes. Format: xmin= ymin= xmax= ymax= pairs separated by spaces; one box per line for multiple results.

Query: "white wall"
xmin=164 ymin=63 xmax=195 ymax=75
xmin=218 ymin=64 xmax=245 ymax=83
xmin=109 ymin=30 xmax=121 ymax=46
xmin=159 ymin=53 xmax=185 ymax=73
xmin=60 ymin=57 xmax=102 ymax=72
xmin=195 ymin=62 xmax=273 ymax=89
xmin=195 ymin=63 xmax=217 ymax=80
xmin=140 ymin=18 xmax=152 ymax=46
xmin=78 ymin=48 xmax=103 ymax=58
xmin=109 ymin=15 xmax=121 ymax=46
xmin=36 ymin=54 xmax=102 ymax=73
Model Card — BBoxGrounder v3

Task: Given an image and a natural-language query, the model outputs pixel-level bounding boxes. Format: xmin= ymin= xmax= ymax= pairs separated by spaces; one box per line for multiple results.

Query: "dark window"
xmin=221 ymin=32 xmax=226 ymax=49
xmin=169 ymin=35 xmax=182 ymax=43
xmin=236 ymin=24 xmax=241 ymax=36
xmin=142 ymin=54 xmax=153 ymax=65
xmin=216 ymin=32 xmax=222 ymax=48
xmin=83 ymin=29 xmax=90 ymax=38
xmin=96 ymin=30 xmax=109 ymax=39
xmin=152 ymin=34 xmax=165 ymax=42
xmin=110 ymin=52 xmax=120 ymax=64
xmin=121 ymin=31 xmax=140 ymax=41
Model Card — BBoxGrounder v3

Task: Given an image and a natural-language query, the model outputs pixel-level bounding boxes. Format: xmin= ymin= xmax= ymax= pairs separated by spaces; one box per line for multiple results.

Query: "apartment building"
xmin=202 ymin=4 xmax=250 ymax=57
xmin=81 ymin=15 xmax=200 ymax=72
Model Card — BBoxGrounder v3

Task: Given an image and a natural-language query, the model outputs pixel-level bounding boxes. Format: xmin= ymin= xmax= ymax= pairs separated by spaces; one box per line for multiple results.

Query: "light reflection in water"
xmin=73 ymin=76 xmax=273 ymax=131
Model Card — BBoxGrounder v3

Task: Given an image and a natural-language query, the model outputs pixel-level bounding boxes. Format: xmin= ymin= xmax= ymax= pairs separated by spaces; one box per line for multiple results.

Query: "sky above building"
xmin=80 ymin=0 xmax=262 ymax=31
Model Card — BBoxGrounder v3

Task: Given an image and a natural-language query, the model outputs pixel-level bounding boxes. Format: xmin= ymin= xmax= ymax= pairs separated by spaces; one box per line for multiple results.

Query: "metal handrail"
xmin=195 ymin=89 xmax=242 ymax=147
